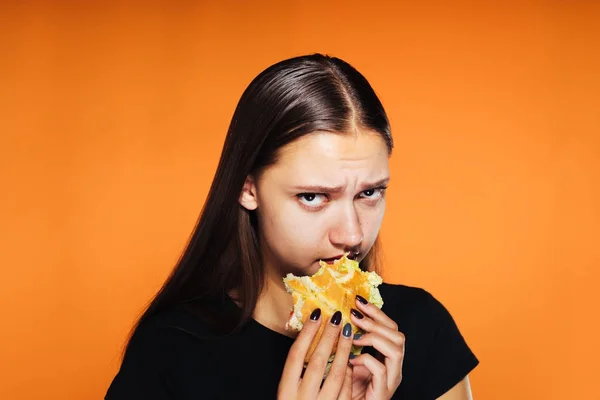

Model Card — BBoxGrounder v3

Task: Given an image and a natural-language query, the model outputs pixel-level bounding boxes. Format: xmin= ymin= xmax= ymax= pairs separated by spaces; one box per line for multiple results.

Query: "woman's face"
xmin=240 ymin=130 xmax=390 ymax=277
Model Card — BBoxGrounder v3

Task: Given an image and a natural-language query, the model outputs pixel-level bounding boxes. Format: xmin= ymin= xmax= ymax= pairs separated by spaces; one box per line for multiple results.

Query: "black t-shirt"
xmin=105 ymin=284 xmax=479 ymax=399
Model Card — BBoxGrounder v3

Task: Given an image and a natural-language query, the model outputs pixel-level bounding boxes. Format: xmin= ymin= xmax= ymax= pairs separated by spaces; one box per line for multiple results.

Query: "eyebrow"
xmin=292 ymin=177 xmax=390 ymax=193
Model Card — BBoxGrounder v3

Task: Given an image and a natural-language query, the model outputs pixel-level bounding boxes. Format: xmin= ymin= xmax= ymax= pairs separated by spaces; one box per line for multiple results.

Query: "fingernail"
xmin=330 ymin=310 xmax=342 ymax=325
xmin=349 ymin=353 xmax=357 ymax=359
xmin=353 ymin=333 xmax=363 ymax=340
xmin=350 ymin=308 xmax=364 ymax=319
xmin=343 ymin=323 xmax=352 ymax=337
xmin=310 ymin=308 xmax=321 ymax=321
xmin=356 ymin=295 xmax=368 ymax=305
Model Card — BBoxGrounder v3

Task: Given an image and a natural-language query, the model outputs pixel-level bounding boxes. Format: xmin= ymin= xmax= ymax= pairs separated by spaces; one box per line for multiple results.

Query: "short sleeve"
xmin=105 ymin=323 xmax=178 ymax=399
xmin=421 ymin=292 xmax=479 ymax=399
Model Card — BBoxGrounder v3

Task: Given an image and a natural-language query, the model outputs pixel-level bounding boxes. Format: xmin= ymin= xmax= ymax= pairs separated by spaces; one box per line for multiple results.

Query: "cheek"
xmin=259 ymin=200 xmax=325 ymax=252
xmin=358 ymin=202 xmax=386 ymax=243
xmin=258 ymin=197 xmax=386 ymax=257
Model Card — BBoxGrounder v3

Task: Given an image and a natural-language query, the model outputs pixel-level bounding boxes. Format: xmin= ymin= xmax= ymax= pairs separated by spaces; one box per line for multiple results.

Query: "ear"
xmin=239 ymin=175 xmax=258 ymax=211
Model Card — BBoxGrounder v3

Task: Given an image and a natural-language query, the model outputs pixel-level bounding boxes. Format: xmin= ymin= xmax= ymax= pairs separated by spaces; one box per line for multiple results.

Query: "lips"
xmin=321 ymin=252 xmax=359 ymax=263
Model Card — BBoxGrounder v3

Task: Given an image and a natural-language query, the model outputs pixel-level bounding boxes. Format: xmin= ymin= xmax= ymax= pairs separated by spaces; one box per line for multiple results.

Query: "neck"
xmin=252 ymin=263 xmax=297 ymax=338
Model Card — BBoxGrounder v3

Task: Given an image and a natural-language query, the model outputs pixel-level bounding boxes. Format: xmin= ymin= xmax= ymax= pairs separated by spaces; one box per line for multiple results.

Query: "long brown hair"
xmin=123 ymin=53 xmax=393 ymax=353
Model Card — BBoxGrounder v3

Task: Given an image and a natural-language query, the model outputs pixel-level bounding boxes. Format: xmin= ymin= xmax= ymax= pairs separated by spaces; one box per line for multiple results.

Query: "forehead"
xmin=268 ymin=131 xmax=389 ymax=183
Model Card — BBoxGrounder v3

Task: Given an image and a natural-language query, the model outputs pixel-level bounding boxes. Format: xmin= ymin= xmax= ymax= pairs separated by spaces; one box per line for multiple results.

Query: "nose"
xmin=329 ymin=205 xmax=364 ymax=251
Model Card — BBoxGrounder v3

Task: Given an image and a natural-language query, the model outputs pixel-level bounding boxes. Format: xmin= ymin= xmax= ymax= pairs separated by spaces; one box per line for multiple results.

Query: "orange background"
xmin=1 ymin=2 xmax=599 ymax=399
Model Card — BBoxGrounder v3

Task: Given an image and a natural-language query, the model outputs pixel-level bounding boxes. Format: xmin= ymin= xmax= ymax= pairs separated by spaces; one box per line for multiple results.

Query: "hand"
xmin=349 ymin=296 xmax=405 ymax=400
xmin=278 ymin=309 xmax=355 ymax=399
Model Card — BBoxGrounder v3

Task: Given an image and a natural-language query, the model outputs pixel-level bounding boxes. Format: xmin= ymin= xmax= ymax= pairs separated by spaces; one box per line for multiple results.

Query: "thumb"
xmin=337 ymin=365 xmax=353 ymax=399
xmin=350 ymin=365 xmax=371 ymax=398
xmin=351 ymin=364 xmax=371 ymax=382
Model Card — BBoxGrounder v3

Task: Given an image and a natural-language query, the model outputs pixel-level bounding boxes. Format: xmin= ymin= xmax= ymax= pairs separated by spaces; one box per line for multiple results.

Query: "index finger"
xmin=280 ymin=308 xmax=323 ymax=384
xmin=355 ymin=295 xmax=398 ymax=331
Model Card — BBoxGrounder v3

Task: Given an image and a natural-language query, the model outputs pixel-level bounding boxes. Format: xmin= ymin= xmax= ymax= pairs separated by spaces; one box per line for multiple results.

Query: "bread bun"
xmin=283 ymin=253 xmax=384 ymax=366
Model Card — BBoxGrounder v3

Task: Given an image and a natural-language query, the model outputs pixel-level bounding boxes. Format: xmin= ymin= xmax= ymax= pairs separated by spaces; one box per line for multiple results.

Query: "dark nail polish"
xmin=330 ymin=310 xmax=342 ymax=325
xmin=356 ymin=295 xmax=368 ymax=305
xmin=349 ymin=353 xmax=357 ymax=359
xmin=343 ymin=323 xmax=352 ymax=338
xmin=351 ymin=308 xmax=364 ymax=319
xmin=353 ymin=333 xmax=363 ymax=340
xmin=310 ymin=308 xmax=321 ymax=321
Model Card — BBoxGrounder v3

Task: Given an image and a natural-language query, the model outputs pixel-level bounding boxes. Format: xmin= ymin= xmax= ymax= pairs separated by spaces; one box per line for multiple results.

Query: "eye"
xmin=359 ymin=187 xmax=387 ymax=200
xmin=297 ymin=193 xmax=327 ymax=209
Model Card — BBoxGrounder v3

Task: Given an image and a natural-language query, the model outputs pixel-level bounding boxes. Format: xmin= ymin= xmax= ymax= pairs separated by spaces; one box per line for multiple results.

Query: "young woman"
xmin=105 ymin=54 xmax=479 ymax=399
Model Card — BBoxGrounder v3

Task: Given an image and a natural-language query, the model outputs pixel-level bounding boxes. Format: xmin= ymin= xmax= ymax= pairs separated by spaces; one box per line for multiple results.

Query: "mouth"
xmin=320 ymin=252 xmax=360 ymax=264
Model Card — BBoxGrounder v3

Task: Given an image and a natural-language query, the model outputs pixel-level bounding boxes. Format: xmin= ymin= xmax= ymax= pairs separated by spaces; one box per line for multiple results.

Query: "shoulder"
xmin=126 ymin=306 xmax=219 ymax=355
xmin=377 ymin=282 xmax=473 ymax=346
xmin=377 ymin=283 xmax=479 ymax=399
xmin=377 ymin=282 xmax=432 ymax=305
xmin=105 ymin=307 xmax=221 ymax=399
xmin=377 ymin=282 xmax=449 ymax=326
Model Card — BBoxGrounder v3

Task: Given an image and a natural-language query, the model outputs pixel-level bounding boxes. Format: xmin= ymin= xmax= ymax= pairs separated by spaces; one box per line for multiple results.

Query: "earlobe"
xmin=239 ymin=175 xmax=258 ymax=211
